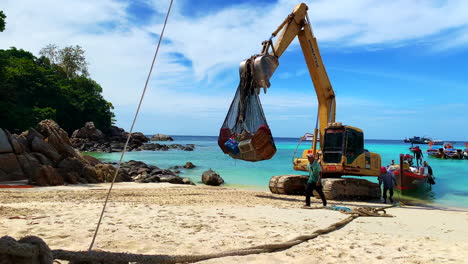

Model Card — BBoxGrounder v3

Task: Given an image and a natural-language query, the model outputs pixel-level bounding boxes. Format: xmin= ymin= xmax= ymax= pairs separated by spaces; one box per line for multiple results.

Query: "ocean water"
xmin=89 ymin=136 xmax=468 ymax=209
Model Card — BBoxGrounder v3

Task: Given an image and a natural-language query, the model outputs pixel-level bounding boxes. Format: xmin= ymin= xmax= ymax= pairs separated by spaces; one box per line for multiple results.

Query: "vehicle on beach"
xmin=404 ymin=136 xmax=432 ymax=144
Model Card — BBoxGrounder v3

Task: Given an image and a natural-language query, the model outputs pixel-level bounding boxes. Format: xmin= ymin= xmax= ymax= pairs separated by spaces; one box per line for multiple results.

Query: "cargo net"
xmin=218 ymin=56 xmax=276 ymax=162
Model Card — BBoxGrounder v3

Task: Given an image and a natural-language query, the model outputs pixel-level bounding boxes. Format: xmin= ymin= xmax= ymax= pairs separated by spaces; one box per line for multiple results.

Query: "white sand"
xmin=1 ymin=182 xmax=467 ymax=263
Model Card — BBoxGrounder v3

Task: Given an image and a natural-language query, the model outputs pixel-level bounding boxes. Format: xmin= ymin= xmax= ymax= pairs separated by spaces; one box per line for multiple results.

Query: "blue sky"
xmin=1 ymin=0 xmax=468 ymax=140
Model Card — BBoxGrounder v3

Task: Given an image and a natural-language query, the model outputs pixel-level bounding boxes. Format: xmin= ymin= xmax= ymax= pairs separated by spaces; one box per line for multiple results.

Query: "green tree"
xmin=39 ymin=44 xmax=89 ymax=78
xmin=0 ymin=47 xmax=114 ymax=133
xmin=0 ymin=11 xmax=6 ymax=32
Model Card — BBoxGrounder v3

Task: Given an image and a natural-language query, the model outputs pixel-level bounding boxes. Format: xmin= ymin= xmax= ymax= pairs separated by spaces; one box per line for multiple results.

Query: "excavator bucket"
xmin=253 ymin=54 xmax=279 ymax=94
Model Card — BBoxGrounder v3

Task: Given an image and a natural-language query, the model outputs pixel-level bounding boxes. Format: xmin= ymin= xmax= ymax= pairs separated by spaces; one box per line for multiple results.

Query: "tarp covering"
xmin=218 ymin=56 xmax=276 ymax=162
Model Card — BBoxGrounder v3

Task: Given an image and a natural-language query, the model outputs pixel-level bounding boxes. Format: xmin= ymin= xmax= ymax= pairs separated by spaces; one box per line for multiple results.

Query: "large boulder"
xmin=131 ymin=132 xmax=150 ymax=143
xmin=71 ymin=121 xmax=105 ymax=140
xmin=35 ymin=165 xmax=64 ymax=186
xmin=202 ymin=169 xmax=224 ymax=186
xmin=82 ymin=155 xmax=102 ymax=166
xmin=0 ymin=153 xmax=25 ymax=181
xmin=151 ymin=134 xmax=173 ymax=141
xmin=31 ymin=137 xmax=61 ymax=164
xmin=0 ymin=128 xmax=13 ymax=153
xmin=16 ymin=153 xmax=41 ymax=183
xmin=94 ymin=164 xmax=131 ymax=182
xmin=6 ymin=131 xmax=26 ymax=154
xmin=184 ymin=162 xmax=196 ymax=169
xmin=159 ymin=175 xmax=184 ymax=184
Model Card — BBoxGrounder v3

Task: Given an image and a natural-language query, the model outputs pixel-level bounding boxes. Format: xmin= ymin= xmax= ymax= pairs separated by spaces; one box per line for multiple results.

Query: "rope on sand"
xmin=0 ymin=205 xmax=395 ymax=264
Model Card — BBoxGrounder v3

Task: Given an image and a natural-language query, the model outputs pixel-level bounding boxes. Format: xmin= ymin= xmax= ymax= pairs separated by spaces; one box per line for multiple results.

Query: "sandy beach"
xmin=1 ymin=183 xmax=467 ymax=263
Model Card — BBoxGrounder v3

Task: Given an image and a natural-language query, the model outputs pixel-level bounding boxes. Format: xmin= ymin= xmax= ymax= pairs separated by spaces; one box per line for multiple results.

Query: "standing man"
xmin=423 ymin=161 xmax=436 ymax=185
xmin=304 ymin=154 xmax=327 ymax=207
xmin=379 ymin=166 xmax=397 ymax=204
xmin=413 ymin=146 xmax=424 ymax=167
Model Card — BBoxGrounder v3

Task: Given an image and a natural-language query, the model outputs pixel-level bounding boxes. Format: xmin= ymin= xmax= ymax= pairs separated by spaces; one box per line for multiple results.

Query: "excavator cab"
xmin=293 ymin=123 xmax=381 ymax=177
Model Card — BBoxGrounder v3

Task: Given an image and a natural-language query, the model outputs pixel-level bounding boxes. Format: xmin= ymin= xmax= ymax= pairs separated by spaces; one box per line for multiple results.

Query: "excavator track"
xmin=269 ymin=175 xmax=380 ymax=200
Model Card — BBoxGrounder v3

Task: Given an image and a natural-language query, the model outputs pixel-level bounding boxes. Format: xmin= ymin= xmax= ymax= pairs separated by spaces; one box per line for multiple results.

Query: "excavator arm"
xmin=254 ymin=3 xmax=381 ymax=177
xmin=260 ymin=3 xmax=335 ymax=155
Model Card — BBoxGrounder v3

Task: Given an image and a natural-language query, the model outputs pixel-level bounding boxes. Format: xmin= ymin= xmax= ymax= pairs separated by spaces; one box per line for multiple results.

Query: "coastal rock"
xmin=70 ymin=122 xmax=150 ymax=152
xmin=82 ymin=155 xmax=102 ymax=166
xmin=6 ymin=131 xmax=26 ymax=154
xmin=23 ymin=128 xmax=44 ymax=144
xmin=94 ymin=164 xmax=131 ymax=182
xmin=151 ymin=133 xmax=174 ymax=141
xmin=0 ymin=128 xmax=13 ymax=153
xmin=182 ymin=177 xmax=196 ymax=185
xmin=64 ymin=171 xmax=80 ymax=184
xmin=35 ymin=165 xmax=63 ymax=186
xmin=159 ymin=175 xmax=184 ymax=184
xmin=31 ymin=152 xmax=52 ymax=165
xmin=202 ymin=169 xmax=224 ymax=186
xmin=184 ymin=162 xmax=196 ymax=169
xmin=57 ymin=157 xmax=85 ymax=178
xmin=16 ymin=153 xmax=41 ymax=183
xmin=82 ymin=165 xmax=99 ymax=183
xmin=0 ymin=153 xmax=25 ymax=181
xmin=71 ymin=121 xmax=104 ymax=140
xmin=131 ymin=132 xmax=150 ymax=144
xmin=10 ymin=134 xmax=29 ymax=154
xmin=31 ymin=137 xmax=61 ymax=164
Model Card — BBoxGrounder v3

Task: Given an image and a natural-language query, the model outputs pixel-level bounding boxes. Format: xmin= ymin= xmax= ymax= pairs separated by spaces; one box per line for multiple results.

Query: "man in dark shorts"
xmin=379 ymin=166 xmax=397 ymax=203
xmin=413 ymin=146 xmax=424 ymax=167
xmin=304 ymin=154 xmax=327 ymax=207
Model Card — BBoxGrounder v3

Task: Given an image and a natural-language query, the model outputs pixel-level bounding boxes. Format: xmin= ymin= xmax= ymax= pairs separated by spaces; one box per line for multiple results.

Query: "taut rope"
xmin=88 ymin=0 xmax=175 ymax=252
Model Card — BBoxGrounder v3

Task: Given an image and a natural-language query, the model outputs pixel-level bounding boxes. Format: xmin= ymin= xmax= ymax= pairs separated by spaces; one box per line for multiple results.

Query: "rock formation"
xmin=151 ymin=133 xmax=173 ymax=141
xmin=0 ymin=120 xmax=116 ymax=185
xmin=202 ymin=169 xmax=224 ymax=186
xmin=70 ymin=123 xmax=193 ymax=152
xmin=119 ymin=160 xmax=194 ymax=185
xmin=1 ymin=120 xmax=196 ymax=187
xmin=70 ymin=123 xmax=150 ymax=152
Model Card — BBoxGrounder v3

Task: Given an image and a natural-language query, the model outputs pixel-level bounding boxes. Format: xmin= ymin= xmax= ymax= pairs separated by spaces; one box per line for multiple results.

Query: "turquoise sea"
xmin=89 ymin=136 xmax=468 ymax=209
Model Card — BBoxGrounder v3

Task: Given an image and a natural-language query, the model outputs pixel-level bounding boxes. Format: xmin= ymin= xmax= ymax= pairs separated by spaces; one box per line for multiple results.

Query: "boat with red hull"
xmin=391 ymin=169 xmax=430 ymax=191
xmin=388 ymin=154 xmax=434 ymax=193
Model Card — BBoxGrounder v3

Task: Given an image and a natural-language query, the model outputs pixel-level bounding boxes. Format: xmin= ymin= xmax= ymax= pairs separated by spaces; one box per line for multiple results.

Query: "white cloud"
xmin=1 ymin=0 xmax=468 ymax=138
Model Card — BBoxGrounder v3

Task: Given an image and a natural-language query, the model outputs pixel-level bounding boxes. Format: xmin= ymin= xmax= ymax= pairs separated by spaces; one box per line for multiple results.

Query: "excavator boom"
xmin=253 ymin=3 xmax=381 ymax=178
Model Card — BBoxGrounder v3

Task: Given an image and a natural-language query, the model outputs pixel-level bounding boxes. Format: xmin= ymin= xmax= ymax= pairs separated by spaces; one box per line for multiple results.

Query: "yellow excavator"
xmin=251 ymin=3 xmax=382 ymax=198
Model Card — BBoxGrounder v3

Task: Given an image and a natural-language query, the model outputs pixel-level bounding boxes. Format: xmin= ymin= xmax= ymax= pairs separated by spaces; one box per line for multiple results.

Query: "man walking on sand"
xmin=379 ymin=166 xmax=397 ymax=204
xmin=304 ymin=154 xmax=327 ymax=207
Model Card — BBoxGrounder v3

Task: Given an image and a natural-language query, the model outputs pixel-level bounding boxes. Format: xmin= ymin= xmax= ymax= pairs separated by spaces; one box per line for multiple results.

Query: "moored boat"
xmin=404 ymin=136 xmax=432 ymax=144
xmin=427 ymin=147 xmax=444 ymax=158
xmin=387 ymin=154 xmax=434 ymax=193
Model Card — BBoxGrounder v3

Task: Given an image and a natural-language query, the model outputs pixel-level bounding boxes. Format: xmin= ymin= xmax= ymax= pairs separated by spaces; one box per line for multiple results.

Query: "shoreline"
xmin=1 ymin=182 xmax=467 ymax=263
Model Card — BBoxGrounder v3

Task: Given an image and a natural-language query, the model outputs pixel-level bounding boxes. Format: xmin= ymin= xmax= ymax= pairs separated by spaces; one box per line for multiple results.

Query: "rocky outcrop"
xmin=137 ymin=143 xmax=195 ymax=151
xmin=1 ymin=120 xmax=198 ymax=187
xmin=119 ymin=160 xmax=194 ymax=185
xmin=202 ymin=169 xmax=224 ymax=186
xmin=184 ymin=162 xmax=196 ymax=169
xmin=70 ymin=122 xmax=194 ymax=152
xmin=151 ymin=133 xmax=173 ymax=141
xmin=71 ymin=121 xmax=104 ymax=140
xmin=70 ymin=123 xmax=156 ymax=152
xmin=0 ymin=120 xmax=124 ymax=186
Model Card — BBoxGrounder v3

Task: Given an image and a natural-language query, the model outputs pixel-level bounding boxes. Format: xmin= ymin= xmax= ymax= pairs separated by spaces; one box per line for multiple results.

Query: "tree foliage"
xmin=40 ymin=44 xmax=89 ymax=78
xmin=0 ymin=47 xmax=114 ymax=133
xmin=0 ymin=11 xmax=6 ymax=32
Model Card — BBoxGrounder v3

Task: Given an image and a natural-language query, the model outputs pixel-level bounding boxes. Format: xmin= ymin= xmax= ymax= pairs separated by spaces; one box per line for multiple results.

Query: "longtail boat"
xmin=387 ymin=154 xmax=434 ymax=193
